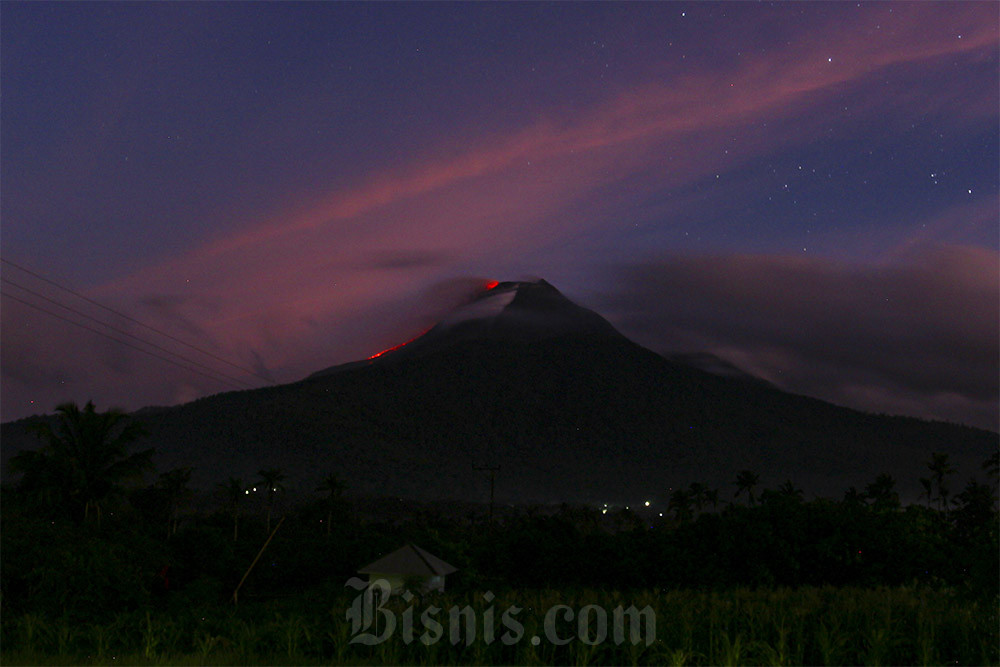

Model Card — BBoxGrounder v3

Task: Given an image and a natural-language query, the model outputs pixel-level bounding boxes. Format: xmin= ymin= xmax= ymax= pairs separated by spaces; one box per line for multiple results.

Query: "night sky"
xmin=2 ymin=3 xmax=997 ymax=430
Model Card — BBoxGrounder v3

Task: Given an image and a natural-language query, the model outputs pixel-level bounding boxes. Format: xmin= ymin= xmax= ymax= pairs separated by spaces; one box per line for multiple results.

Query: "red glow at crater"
xmin=484 ymin=279 xmax=499 ymax=290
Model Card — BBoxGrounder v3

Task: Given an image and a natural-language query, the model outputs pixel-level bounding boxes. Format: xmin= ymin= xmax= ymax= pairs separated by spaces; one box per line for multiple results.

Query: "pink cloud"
xmin=106 ymin=3 xmax=997 ymax=272
xmin=4 ymin=4 xmax=996 ymax=421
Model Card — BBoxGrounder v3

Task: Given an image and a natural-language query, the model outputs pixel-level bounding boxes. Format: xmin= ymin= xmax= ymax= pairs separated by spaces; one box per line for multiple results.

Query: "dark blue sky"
xmin=2 ymin=2 xmax=997 ymax=428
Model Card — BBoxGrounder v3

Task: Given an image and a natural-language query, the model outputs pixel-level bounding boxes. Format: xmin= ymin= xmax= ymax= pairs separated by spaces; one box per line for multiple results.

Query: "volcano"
xmin=2 ymin=278 xmax=995 ymax=503
xmin=309 ymin=279 xmax=627 ymax=377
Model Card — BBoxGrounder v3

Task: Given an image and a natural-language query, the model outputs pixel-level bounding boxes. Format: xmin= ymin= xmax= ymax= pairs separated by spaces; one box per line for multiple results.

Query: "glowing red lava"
xmin=367 ymin=329 xmax=430 ymax=360
xmin=484 ymin=279 xmax=499 ymax=290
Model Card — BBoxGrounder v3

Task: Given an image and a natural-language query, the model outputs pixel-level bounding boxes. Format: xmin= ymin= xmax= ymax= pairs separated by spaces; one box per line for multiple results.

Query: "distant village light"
xmin=644 ymin=500 xmax=651 ymax=507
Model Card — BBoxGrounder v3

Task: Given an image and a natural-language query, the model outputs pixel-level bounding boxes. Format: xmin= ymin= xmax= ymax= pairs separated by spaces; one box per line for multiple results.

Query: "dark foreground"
xmin=3 ymin=406 xmax=997 ymax=665
xmin=2 ymin=586 xmax=997 ymax=665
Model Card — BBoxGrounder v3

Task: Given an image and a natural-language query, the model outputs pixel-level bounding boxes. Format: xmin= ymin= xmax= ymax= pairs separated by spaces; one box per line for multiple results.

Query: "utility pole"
xmin=232 ymin=515 xmax=285 ymax=605
xmin=473 ymin=464 xmax=500 ymax=525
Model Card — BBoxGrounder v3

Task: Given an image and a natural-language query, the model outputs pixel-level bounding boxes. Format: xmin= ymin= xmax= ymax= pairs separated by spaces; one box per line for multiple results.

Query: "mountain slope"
xmin=2 ymin=280 xmax=995 ymax=504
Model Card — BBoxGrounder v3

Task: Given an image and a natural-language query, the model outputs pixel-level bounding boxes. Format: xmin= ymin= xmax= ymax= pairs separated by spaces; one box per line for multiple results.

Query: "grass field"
xmin=2 ymin=586 xmax=996 ymax=665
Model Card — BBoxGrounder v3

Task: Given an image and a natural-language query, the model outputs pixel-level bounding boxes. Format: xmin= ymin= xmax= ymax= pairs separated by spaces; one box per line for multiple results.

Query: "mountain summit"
xmin=432 ymin=279 xmax=623 ymax=342
xmin=310 ymin=279 xmax=624 ymax=377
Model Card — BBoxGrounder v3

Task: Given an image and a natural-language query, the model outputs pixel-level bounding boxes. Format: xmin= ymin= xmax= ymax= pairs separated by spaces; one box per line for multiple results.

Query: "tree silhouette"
xmin=926 ymin=452 xmax=955 ymax=511
xmin=316 ymin=473 xmax=345 ymax=535
xmin=983 ymin=451 xmax=999 ymax=481
xmin=257 ymin=468 xmax=286 ymax=532
xmin=611 ymin=507 xmax=642 ymax=532
xmin=704 ymin=488 xmax=719 ymax=511
xmin=668 ymin=488 xmax=694 ymax=523
xmin=688 ymin=482 xmax=707 ymax=514
xmin=918 ymin=477 xmax=934 ymax=507
xmin=158 ymin=467 xmax=192 ymax=537
xmin=734 ymin=470 xmax=760 ymax=506
xmin=864 ymin=473 xmax=900 ymax=512
xmin=219 ymin=477 xmax=246 ymax=542
xmin=10 ymin=401 xmax=152 ymax=525
xmin=952 ymin=478 xmax=998 ymax=536
xmin=777 ymin=480 xmax=803 ymax=501
xmin=843 ymin=486 xmax=865 ymax=508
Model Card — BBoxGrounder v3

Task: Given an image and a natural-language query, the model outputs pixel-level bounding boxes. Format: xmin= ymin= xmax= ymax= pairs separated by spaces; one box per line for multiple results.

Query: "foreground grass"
xmin=2 ymin=586 xmax=997 ymax=666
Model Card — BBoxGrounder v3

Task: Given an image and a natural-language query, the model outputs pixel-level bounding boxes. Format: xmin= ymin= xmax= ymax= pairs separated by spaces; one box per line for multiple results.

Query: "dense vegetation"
xmin=2 ymin=402 xmax=997 ymax=664
xmin=2 ymin=588 xmax=995 ymax=665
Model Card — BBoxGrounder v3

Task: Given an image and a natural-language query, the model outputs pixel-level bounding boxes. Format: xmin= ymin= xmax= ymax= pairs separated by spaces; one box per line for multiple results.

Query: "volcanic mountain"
xmin=2 ymin=279 xmax=995 ymax=504
xmin=310 ymin=279 xmax=628 ymax=376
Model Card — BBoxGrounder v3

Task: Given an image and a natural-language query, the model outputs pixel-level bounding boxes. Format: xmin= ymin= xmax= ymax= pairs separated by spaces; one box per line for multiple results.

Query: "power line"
xmin=1 ymin=258 xmax=275 ymax=384
xmin=1 ymin=291 xmax=248 ymax=391
xmin=2 ymin=277 xmax=254 ymax=389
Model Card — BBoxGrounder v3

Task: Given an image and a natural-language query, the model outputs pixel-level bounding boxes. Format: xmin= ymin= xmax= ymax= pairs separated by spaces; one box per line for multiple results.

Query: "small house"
xmin=358 ymin=543 xmax=457 ymax=593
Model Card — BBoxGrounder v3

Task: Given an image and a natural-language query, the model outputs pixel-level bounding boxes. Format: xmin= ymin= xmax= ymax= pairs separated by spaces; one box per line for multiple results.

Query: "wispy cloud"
xmin=3 ymin=4 xmax=996 ymax=423
xmin=605 ymin=243 xmax=999 ymax=429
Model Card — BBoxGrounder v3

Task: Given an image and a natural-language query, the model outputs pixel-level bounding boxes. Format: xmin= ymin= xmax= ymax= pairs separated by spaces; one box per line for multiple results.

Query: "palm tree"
xmin=158 ymin=467 xmax=193 ymax=537
xmin=257 ymin=468 xmax=285 ymax=532
xmin=668 ymin=488 xmax=694 ymax=523
xmin=734 ymin=470 xmax=760 ymax=506
xmin=704 ymin=488 xmax=720 ymax=512
xmin=926 ymin=452 xmax=955 ymax=511
xmin=864 ymin=473 xmax=900 ymax=512
xmin=11 ymin=401 xmax=152 ymax=525
xmin=688 ymin=482 xmax=707 ymax=514
xmin=777 ymin=480 xmax=803 ymax=501
xmin=316 ymin=473 xmax=345 ymax=536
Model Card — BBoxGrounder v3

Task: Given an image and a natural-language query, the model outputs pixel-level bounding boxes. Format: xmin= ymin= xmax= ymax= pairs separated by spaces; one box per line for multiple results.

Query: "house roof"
xmin=358 ymin=543 xmax=458 ymax=577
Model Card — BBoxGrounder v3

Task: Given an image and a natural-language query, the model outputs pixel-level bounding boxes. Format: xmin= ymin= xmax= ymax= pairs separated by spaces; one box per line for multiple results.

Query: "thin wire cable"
xmin=2 ymin=291 xmax=248 ymax=391
xmin=2 ymin=277 xmax=254 ymax=389
xmin=1 ymin=258 xmax=275 ymax=384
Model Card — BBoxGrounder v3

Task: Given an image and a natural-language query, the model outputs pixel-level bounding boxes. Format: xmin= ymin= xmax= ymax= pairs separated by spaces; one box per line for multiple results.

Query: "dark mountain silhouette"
xmin=2 ymin=279 xmax=995 ymax=504
xmin=310 ymin=279 xmax=626 ymax=377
